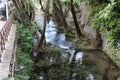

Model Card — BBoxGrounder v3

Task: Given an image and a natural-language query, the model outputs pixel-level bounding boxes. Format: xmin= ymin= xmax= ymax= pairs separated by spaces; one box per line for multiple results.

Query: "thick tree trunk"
xmin=70 ymin=0 xmax=82 ymax=37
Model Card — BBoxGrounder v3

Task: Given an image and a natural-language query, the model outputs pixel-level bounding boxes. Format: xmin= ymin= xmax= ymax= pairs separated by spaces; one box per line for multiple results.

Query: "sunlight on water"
xmin=86 ymin=74 xmax=94 ymax=80
xmin=76 ymin=52 xmax=83 ymax=65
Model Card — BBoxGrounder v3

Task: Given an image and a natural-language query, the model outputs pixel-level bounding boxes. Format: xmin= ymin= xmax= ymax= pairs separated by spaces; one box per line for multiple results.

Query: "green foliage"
xmin=14 ymin=20 xmax=38 ymax=80
xmin=117 ymin=77 xmax=120 ymax=80
xmin=108 ymin=49 xmax=117 ymax=61
xmin=15 ymin=21 xmax=38 ymax=52
xmin=51 ymin=47 xmax=60 ymax=53
xmin=73 ymin=0 xmax=81 ymax=7
xmin=23 ymin=0 xmax=35 ymax=13
xmin=65 ymin=29 xmax=76 ymax=41
xmin=92 ymin=0 xmax=120 ymax=49
xmin=15 ymin=47 xmax=32 ymax=80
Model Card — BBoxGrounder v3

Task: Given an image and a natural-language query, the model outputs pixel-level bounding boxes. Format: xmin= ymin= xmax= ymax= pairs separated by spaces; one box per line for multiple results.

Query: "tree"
xmin=52 ymin=0 xmax=68 ymax=28
xmin=70 ymin=0 xmax=82 ymax=37
xmin=12 ymin=0 xmax=35 ymax=26
xmin=38 ymin=0 xmax=50 ymax=49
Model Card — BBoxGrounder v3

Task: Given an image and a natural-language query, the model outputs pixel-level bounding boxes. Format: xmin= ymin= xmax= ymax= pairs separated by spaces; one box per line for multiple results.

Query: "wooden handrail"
xmin=0 ymin=13 xmax=14 ymax=62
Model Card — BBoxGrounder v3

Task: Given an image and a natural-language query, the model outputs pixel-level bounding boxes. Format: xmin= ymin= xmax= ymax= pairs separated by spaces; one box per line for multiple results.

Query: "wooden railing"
xmin=0 ymin=13 xmax=14 ymax=62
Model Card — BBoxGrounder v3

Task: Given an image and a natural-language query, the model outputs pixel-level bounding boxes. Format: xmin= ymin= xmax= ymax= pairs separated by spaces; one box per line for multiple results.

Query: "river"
xmin=30 ymin=14 xmax=120 ymax=80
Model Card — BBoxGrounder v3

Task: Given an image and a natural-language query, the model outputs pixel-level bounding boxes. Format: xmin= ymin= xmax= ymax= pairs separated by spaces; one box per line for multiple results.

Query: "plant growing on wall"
xmin=92 ymin=0 xmax=120 ymax=48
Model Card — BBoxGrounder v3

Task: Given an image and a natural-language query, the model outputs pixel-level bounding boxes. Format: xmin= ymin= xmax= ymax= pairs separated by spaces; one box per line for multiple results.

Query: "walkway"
xmin=0 ymin=15 xmax=16 ymax=79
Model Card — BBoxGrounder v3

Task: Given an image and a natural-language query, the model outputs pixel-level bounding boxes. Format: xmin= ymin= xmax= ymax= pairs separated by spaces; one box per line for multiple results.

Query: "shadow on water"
xmin=30 ymin=14 xmax=120 ymax=80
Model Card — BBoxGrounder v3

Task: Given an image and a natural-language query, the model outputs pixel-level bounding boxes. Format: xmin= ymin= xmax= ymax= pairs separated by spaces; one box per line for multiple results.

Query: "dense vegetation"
xmin=11 ymin=0 xmax=38 ymax=79
xmin=91 ymin=0 xmax=120 ymax=49
xmin=85 ymin=0 xmax=120 ymax=61
xmin=14 ymin=21 xmax=38 ymax=79
xmin=10 ymin=0 xmax=120 ymax=79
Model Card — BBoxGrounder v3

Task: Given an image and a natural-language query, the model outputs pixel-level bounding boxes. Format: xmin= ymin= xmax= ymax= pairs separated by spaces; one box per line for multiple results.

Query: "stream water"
xmin=31 ymin=14 xmax=120 ymax=80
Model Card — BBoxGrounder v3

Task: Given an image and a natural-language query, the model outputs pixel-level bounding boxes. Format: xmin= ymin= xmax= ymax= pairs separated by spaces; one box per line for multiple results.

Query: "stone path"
xmin=0 ymin=24 xmax=16 ymax=80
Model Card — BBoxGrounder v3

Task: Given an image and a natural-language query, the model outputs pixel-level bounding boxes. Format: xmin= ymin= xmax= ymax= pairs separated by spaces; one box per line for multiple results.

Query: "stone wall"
xmin=79 ymin=2 xmax=96 ymax=41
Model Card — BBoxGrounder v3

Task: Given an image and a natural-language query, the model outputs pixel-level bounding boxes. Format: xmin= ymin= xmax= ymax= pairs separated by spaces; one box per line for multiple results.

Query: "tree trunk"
xmin=38 ymin=0 xmax=50 ymax=49
xmin=53 ymin=0 xmax=68 ymax=28
xmin=53 ymin=2 xmax=62 ymax=26
xmin=56 ymin=0 xmax=68 ymax=28
xmin=70 ymin=0 xmax=82 ymax=37
xmin=38 ymin=9 xmax=47 ymax=49
xmin=12 ymin=0 xmax=33 ymax=26
xmin=39 ymin=0 xmax=45 ymax=12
